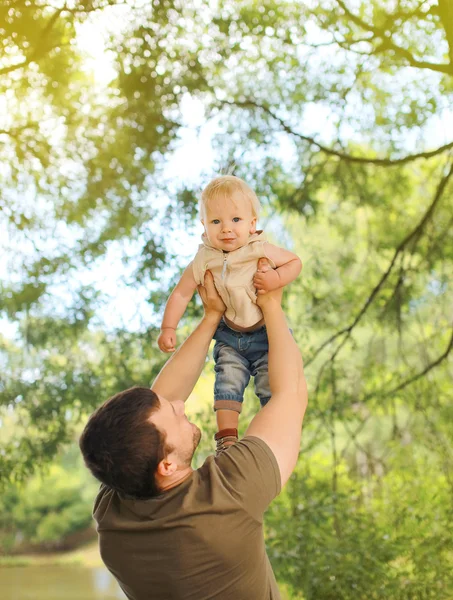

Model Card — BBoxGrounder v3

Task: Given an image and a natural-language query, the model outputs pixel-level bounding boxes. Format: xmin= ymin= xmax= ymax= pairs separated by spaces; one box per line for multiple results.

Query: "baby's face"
xmin=202 ymin=193 xmax=257 ymax=252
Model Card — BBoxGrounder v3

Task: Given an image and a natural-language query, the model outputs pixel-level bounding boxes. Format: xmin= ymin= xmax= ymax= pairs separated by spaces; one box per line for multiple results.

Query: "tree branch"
xmin=0 ymin=1 xmax=124 ymax=77
xmin=376 ymin=37 xmax=453 ymax=74
xmin=37 ymin=0 xmax=127 ymax=15
xmin=367 ymin=325 xmax=453 ymax=401
xmin=0 ymin=6 xmax=64 ymax=76
xmin=220 ymin=100 xmax=453 ymax=166
xmin=334 ymin=0 xmax=452 ymax=75
xmin=0 ymin=123 xmax=36 ymax=138
xmin=437 ymin=0 xmax=453 ymax=66
xmin=305 ymin=160 xmax=453 ymax=367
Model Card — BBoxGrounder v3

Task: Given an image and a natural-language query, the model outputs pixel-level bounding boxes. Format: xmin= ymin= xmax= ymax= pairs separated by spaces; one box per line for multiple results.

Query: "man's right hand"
xmin=197 ymin=270 xmax=226 ymax=317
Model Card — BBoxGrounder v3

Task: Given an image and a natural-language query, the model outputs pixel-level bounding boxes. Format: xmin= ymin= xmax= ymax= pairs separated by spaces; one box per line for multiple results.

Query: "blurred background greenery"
xmin=1 ymin=0 xmax=452 ymax=598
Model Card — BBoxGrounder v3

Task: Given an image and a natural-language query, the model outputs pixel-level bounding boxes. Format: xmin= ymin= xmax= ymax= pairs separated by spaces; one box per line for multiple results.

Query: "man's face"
xmin=202 ymin=193 xmax=257 ymax=252
xmin=148 ymin=396 xmax=201 ymax=467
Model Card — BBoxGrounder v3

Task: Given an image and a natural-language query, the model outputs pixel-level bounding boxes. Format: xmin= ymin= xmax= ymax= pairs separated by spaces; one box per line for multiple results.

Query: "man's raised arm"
xmin=245 ymin=260 xmax=308 ymax=487
xmin=151 ymin=271 xmax=225 ymax=403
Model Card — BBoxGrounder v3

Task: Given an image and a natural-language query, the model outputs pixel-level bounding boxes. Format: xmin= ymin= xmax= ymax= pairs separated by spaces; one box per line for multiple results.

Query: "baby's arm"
xmin=253 ymin=244 xmax=302 ymax=294
xmin=158 ymin=261 xmax=198 ymax=352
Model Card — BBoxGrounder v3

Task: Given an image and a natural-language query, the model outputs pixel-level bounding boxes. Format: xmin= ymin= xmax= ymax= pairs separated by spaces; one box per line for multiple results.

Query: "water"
xmin=0 ymin=565 xmax=127 ymax=600
xmin=1 ymin=564 xmax=292 ymax=599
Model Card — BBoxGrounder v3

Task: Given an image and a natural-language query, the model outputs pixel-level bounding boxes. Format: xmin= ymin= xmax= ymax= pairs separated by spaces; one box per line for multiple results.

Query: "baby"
xmin=158 ymin=175 xmax=302 ymax=454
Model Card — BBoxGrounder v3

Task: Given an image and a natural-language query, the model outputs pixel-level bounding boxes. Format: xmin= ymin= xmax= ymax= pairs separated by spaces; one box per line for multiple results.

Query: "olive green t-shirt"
xmin=93 ymin=436 xmax=282 ymax=600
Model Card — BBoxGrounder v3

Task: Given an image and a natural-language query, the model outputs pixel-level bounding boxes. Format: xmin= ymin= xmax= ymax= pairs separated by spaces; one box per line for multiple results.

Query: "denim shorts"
xmin=212 ymin=319 xmax=271 ymax=413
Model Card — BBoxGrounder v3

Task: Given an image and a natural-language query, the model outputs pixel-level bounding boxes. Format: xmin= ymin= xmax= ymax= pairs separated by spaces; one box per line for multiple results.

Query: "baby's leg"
xmin=250 ymin=352 xmax=271 ymax=407
xmin=216 ymin=408 xmax=240 ymax=431
xmin=213 ymin=341 xmax=251 ymax=454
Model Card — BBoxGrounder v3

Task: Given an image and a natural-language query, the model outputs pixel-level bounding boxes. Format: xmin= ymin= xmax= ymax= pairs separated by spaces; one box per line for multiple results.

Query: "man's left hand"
xmin=253 ymin=267 xmax=281 ymax=294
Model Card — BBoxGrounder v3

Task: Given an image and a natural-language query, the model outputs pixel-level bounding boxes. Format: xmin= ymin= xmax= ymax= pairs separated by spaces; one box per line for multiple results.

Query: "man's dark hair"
xmin=79 ymin=386 xmax=169 ymax=499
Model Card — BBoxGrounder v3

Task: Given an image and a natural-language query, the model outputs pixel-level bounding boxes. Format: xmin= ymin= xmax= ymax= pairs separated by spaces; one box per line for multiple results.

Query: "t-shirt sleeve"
xmin=215 ymin=436 xmax=281 ymax=522
xmin=92 ymin=484 xmax=113 ymax=523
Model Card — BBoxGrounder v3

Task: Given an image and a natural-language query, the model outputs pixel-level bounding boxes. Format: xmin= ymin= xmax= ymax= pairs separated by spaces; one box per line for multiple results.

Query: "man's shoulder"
xmin=194 ymin=436 xmax=281 ymax=520
xmin=220 ymin=435 xmax=276 ymax=460
xmin=196 ymin=436 xmax=277 ymax=472
xmin=92 ymin=483 xmax=115 ymax=522
xmin=217 ymin=436 xmax=279 ymax=472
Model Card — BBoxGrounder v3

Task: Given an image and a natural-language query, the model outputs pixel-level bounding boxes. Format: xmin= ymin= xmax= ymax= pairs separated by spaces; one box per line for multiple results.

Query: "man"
xmin=80 ymin=261 xmax=308 ymax=600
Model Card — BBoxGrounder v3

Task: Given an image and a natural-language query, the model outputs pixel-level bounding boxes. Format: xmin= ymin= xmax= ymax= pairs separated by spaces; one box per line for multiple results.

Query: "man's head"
xmin=200 ymin=175 xmax=261 ymax=252
xmin=79 ymin=387 xmax=201 ymax=498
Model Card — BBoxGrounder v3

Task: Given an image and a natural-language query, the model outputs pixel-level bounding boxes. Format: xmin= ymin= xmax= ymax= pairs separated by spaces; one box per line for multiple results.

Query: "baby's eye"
xmin=211 ymin=219 xmax=220 ymax=224
xmin=233 ymin=217 xmax=241 ymax=222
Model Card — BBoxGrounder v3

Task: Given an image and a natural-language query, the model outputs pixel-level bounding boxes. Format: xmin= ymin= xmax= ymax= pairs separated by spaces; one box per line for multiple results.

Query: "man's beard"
xmin=192 ymin=424 xmax=202 ymax=450
xmin=179 ymin=424 xmax=202 ymax=467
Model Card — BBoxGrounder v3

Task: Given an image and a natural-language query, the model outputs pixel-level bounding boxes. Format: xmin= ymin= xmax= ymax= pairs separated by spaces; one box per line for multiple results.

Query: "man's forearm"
xmin=245 ymin=297 xmax=307 ymax=486
xmin=261 ymin=301 xmax=304 ymax=397
xmin=152 ymin=312 xmax=221 ymax=403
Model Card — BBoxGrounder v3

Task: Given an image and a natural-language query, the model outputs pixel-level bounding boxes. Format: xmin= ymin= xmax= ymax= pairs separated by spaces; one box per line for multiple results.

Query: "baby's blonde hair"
xmin=199 ymin=175 xmax=261 ymax=219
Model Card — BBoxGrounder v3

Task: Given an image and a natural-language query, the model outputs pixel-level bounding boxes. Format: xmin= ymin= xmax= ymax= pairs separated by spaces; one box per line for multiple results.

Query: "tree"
xmin=1 ymin=0 xmax=452 ymax=495
xmin=1 ymin=1 xmax=452 ymax=594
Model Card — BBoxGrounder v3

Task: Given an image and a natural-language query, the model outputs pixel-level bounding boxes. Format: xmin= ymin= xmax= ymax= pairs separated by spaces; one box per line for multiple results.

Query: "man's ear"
xmin=156 ymin=458 xmax=177 ymax=478
xmin=250 ymin=217 xmax=257 ymax=234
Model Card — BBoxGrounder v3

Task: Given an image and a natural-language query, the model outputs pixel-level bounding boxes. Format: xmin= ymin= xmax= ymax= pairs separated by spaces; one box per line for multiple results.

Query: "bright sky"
xmin=71 ymin=6 xmax=302 ymax=332
xmin=71 ymin=8 xmax=215 ymax=330
xmin=2 ymin=4 xmax=452 ymax=337
xmin=73 ymin=6 xmax=453 ymax=332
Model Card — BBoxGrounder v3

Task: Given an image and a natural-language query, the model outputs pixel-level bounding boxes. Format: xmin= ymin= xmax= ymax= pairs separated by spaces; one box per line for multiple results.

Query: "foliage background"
xmin=1 ymin=1 xmax=452 ymax=598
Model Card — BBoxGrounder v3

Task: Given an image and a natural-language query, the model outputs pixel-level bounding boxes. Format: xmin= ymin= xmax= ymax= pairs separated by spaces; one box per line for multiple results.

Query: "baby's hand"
xmin=253 ymin=266 xmax=281 ymax=294
xmin=158 ymin=328 xmax=177 ymax=353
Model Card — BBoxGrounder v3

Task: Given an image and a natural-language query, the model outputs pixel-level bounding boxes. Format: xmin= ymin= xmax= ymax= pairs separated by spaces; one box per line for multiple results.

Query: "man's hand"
xmin=197 ymin=270 xmax=226 ymax=316
xmin=253 ymin=266 xmax=281 ymax=294
xmin=158 ymin=328 xmax=177 ymax=353
xmin=255 ymin=259 xmax=284 ymax=306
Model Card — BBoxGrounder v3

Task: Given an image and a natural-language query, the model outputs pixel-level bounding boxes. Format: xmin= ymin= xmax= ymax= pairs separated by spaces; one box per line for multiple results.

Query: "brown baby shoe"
xmin=215 ymin=428 xmax=239 ymax=456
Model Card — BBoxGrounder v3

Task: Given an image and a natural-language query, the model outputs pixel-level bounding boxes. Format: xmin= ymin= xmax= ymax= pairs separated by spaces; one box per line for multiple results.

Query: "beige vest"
xmin=192 ymin=231 xmax=276 ymax=328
